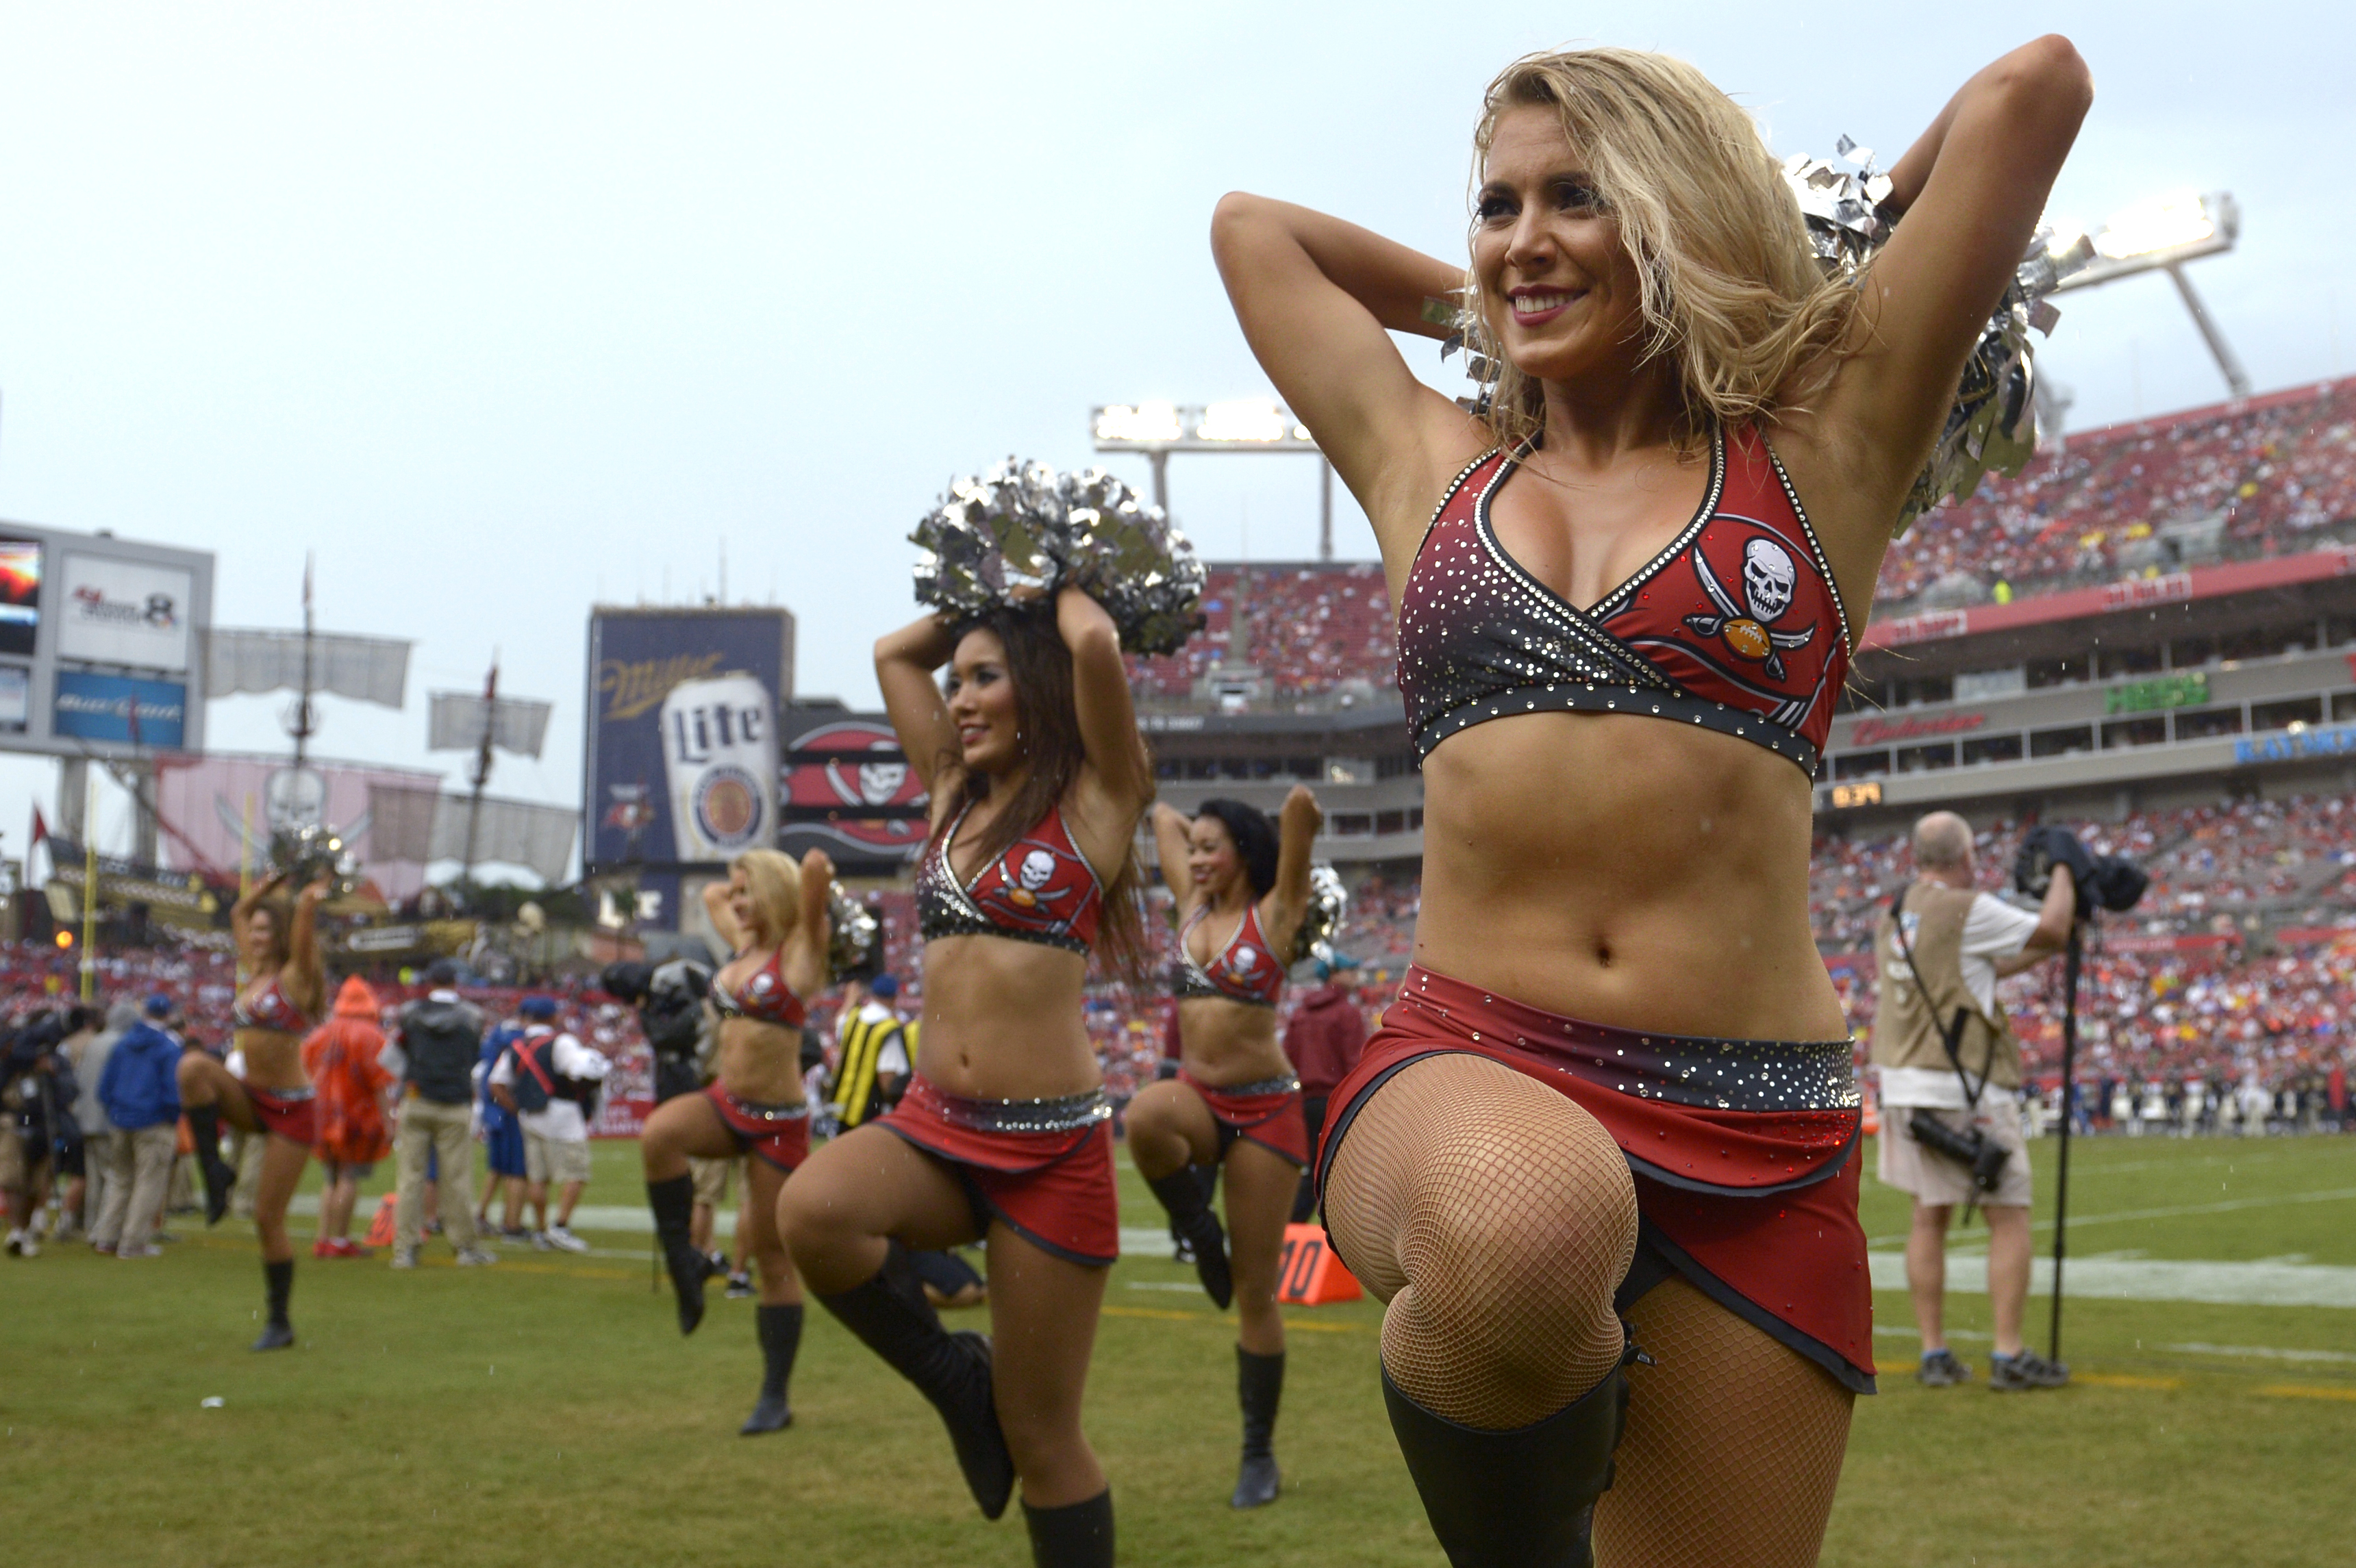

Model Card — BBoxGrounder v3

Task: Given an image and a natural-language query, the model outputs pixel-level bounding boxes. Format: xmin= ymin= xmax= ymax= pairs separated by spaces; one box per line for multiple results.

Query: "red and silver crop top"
xmin=916 ymin=800 xmax=1105 ymax=956
xmin=1173 ymin=902 xmax=1285 ymax=1008
xmin=713 ymin=948 xmax=807 ymax=1028
xmin=231 ymin=972 xmax=314 ymax=1035
xmin=1396 ymin=425 xmax=1851 ymax=776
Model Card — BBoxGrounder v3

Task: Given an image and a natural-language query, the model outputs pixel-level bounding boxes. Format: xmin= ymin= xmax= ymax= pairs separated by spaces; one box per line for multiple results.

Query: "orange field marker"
xmin=1275 ymin=1223 xmax=1361 ymax=1305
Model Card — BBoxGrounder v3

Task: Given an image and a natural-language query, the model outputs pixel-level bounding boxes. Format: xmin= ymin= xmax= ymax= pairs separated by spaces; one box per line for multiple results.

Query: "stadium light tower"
xmin=2051 ymin=190 xmax=2250 ymax=400
xmin=1091 ymin=400 xmax=1341 ymax=559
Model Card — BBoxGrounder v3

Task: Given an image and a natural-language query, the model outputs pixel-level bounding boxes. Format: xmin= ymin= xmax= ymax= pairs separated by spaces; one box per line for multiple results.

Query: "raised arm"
xmin=231 ymin=868 xmax=290 ymax=935
xmin=701 ymin=878 xmax=748 ymax=954
xmin=1212 ymin=194 xmax=1485 ymax=564
xmin=1261 ymin=785 xmax=1325 ymax=950
xmin=875 ymin=612 xmax=964 ymax=807
xmin=1059 ymin=587 xmax=1153 ymax=813
xmin=1792 ymin=36 xmax=2093 ymax=594
xmin=787 ymin=848 xmax=836 ymax=996
xmin=1151 ymin=802 xmax=1197 ymax=909
xmin=285 ymin=878 xmax=330 ymax=1011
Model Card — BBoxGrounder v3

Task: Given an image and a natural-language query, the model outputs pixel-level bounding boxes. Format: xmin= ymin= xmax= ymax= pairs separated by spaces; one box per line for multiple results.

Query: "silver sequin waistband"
xmin=1399 ymin=972 xmax=1858 ymax=1115
xmin=914 ymin=1085 xmax=1113 ymax=1135
xmin=1195 ymin=1074 xmax=1300 ymax=1098
xmin=720 ymin=1092 xmax=810 ymax=1123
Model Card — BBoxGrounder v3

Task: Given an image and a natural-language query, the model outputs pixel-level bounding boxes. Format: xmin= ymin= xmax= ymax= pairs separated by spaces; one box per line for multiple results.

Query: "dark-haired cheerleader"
xmin=177 ymin=871 xmax=331 ymax=1349
xmin=781 ymin=587 xmax=1154 ymax=1567
xmin=1214 ymin=36 xmax=2089 ymax=1567
xmin=1127 ymin=787 xmax=1320 ymax=1508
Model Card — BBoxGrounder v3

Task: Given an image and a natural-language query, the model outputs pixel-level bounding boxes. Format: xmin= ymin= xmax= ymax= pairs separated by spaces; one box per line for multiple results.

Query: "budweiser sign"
xmin=1848 ymin=711 xmax=1989 ymax=747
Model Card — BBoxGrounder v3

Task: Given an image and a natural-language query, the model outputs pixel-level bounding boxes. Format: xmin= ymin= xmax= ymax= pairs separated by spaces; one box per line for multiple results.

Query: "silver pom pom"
xmin=827 ymin=885 xmax=881 ymax=984
xmin=912 ymin=459 xmax=1206 ymax=656
xmin=271 ymin=822 xmax=360 ymax=896
xmin=1785 ymin=141 xmax=2094 ymax=536
xmin=1291 ymin=863 xmax=1348 ymax=966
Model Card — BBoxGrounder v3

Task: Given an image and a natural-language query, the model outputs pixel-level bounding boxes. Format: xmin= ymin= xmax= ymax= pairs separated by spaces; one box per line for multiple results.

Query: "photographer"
xmin=1872 ymin=813 xmax=2075 ymax=1393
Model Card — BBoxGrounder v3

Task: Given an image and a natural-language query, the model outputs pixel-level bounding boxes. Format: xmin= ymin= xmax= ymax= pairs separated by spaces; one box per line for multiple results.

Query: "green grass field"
xmin=10 ymin=1132 xmax=2353 ymax=1567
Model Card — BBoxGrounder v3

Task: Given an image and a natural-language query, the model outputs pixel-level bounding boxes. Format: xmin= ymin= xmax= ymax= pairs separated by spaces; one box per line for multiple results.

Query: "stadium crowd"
xmin=1875 ymin=379 xmax=2356 ymax=609
xmin=1120 ymin=381 xmax=2356 ymax=704
xmin=12 ymin=800 xmax=2353 ymax=1261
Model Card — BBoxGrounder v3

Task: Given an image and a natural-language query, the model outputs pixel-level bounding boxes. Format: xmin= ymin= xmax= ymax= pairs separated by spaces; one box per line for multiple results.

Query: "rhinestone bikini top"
xmin=231 ymin=972 xmax=314 ymax=1035
xmin=1171 ymin=901 xmax=1285 ymax=1008
xmin=712 ymin=947 xmax=807 ymax=1028
xmin=916 ymin=799 xmax=1104 ymax=956
xmin=1394 ymin=425 xmax=1851 ymax=776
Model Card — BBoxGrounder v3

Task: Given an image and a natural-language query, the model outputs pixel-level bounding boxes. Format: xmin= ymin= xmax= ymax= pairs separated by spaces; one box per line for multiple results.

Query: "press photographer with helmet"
xmin=1872 ymin=812 xmax=2076 ymax=1392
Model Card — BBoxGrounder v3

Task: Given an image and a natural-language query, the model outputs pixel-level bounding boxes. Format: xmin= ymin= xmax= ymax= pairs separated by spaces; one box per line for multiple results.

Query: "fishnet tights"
xmin=1324 ymin=1054 xmax=1637 ymax=1428
xmin=1594 ymin=1276 xmax=1855 ymax=1568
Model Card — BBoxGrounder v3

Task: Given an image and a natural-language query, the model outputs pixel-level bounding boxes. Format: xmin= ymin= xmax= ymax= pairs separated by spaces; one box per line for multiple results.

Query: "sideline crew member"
xmin=833 ymin=974 xmax=912 ymax=1130
xmin=1872 ymin=811 xmax=2075 ymax=1391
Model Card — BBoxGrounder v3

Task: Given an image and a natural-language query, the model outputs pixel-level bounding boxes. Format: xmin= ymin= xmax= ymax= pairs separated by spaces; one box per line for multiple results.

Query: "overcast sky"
xmin=1 ymin=1 xmax=2348 ymax=877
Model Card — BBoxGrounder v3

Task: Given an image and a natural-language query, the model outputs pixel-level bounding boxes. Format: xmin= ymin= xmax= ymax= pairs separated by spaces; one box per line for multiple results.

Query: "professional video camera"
xmin=2013 ymin=824 xmax=2149 ymax=921
xmin=601 ymin=958 xmax=714 ymax=1103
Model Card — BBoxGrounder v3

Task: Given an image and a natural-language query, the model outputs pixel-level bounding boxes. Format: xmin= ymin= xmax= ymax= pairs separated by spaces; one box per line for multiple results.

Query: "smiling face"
xmin=1472 ymin=105 xmax=1651 ymax=388
xmin=1186 ymin=813 xmax=1243 ymax=903
xmin=240 ymin=905 xmax=279 ymax=970
xmin=944 ymin=627 xmax=1023 ymax=776
xmin=725 ymin=864 xmax=763 ymax=945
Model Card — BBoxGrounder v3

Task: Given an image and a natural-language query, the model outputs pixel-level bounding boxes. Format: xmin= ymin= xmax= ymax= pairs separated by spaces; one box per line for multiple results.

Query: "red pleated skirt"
xmin=1317 ymin=965 xmax=1875 ymax=1392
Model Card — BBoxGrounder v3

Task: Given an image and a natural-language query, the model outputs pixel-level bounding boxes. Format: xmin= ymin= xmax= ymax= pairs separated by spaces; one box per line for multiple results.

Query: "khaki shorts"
xmin=689 ymin=1154 xmax=737 ymax=1208
xmin=525 ymin=1128 xmax=593 ymax=1187
xmin=1877 ymin=1097 xmax=2033 ymax=1209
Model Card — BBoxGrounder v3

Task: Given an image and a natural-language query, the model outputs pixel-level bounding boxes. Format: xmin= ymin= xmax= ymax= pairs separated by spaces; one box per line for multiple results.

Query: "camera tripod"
xmin=2046 ymin=921 xmax=2083 ymax=1365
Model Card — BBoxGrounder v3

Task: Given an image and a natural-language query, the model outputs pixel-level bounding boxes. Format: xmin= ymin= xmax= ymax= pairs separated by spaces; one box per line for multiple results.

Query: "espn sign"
xmin=2101 ymin=572 xmax=2193 ymax=611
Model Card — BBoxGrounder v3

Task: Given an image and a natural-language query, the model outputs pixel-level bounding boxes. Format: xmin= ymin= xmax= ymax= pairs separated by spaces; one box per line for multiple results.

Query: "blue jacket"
xmin=99 ymin=1021 xmax=182 ymax=1131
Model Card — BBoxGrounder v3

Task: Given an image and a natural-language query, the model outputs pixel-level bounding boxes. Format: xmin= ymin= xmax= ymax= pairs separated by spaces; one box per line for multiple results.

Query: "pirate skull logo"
xmin=1683 ymin=533 xmax=1818 ymax=682
xmin=1742 ymin=538 xmax=1796 ymax=622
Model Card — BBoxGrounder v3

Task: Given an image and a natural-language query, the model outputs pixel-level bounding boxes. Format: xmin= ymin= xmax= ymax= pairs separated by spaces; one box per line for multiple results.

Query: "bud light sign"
xmin=584 ymin=607 xmax=793 ymax=873
xmin=662 ymin=674 xmax=777 ymax=859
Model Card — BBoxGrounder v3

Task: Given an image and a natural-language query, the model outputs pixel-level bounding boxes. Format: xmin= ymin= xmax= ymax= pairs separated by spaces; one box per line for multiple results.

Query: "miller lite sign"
xmin=662 ymin=673 xmax=778 ymax=860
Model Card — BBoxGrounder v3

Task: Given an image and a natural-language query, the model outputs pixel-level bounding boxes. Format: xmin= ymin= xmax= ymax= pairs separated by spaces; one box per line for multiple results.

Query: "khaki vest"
xmin=1870 ymin=882 xmax=2022 ymax=1091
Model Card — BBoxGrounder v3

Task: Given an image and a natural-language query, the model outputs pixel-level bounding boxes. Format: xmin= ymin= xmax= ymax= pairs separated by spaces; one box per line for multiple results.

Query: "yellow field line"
xmin=2259 ymin=1384 xmax=2356 ymax=1402
xmin=2073 ymin=1372 xmax=2185 ymax=1390
xmin=1102 ymin=1304 xmax=1367 ymax=1334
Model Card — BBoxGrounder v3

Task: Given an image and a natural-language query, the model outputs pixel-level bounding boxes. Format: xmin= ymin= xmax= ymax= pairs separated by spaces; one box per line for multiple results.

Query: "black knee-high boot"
xmin=816 ymin=1241 xmax=1014 ymax=1519
xmin=1146 ymin=1167 xmax=1230 ymax=1308
xmin=647 ymin=1174 xmax=712 ymax=1335
xmin=252 ymin=1259 xmax=295 ymax=1351
xmin=188 ymin=1105 xmax=235 ymax=1226
xmin=1381 ymin=1339 xmax=1641 ymax=1568
xmin=1023 ymin=1489 xmax=1113 ymax=1568
xmin=741 ymin=1302 xmax=801 ymax=1435
xmin=1232 ymin=1346 xmax=1283 ymax=1508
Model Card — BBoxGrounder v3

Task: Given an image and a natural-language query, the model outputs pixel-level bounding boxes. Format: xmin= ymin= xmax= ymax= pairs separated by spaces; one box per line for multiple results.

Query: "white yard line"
xmin=1866 ymin=1251 xmax=2356 ymax=1308
xmin=1866 ymin=1185 xmax=2356 ymax=1248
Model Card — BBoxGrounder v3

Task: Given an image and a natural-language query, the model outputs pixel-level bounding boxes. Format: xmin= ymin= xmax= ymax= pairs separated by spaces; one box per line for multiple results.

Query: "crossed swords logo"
xmin=1683 ymin=535 xmax=1816 ymax=682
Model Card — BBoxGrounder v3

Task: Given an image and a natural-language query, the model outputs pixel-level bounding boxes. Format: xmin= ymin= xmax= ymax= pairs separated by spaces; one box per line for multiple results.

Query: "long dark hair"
xmin=930 ymin=606 xmax=1150 ymax=981
xmin=1195 ymin=798 xmax=1279 ymax=898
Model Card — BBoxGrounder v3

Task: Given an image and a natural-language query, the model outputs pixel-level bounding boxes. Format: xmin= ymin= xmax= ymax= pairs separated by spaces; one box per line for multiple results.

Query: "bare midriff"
xmin=1176 ymin=996 xmax=1292 ymax=1087
xmin=716 ymin=1019 xmax=805 ymax=1105
xmin=231 ymin=1030 xmax=307 ymax=1093
xmin=1413 ymin=709 xmax=1847 ymax=1043
xmin=915 ymin=935 xmax=1101 ymax=1101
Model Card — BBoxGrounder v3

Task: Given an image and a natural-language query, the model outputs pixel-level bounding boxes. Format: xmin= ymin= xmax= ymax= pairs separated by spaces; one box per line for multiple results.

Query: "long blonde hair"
xmin=1470 ymin=47 xmax=1857 ymax=452
xmin=731 ymin=848 xmax=801 ymax=949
